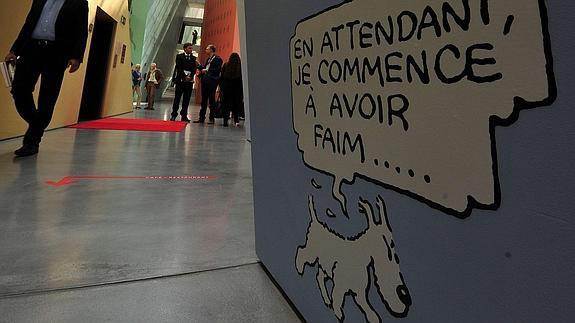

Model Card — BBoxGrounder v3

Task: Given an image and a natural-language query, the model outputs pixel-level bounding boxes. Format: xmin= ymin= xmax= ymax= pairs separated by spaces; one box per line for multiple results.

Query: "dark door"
xmin=78 ymin=7 xmax=116 ymax=122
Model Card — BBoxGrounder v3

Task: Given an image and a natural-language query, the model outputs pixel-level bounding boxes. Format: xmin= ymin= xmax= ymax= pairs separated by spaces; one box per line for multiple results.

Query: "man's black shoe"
xmin=181 ymin=117 xmax=191 ymax=122
xmin=193 ymin=120 xmax=204 ymax=124
xmin=170 ymin=116 xmax=176 ymax=121
xmin=14 ymin=145 xmax=39 ymax=157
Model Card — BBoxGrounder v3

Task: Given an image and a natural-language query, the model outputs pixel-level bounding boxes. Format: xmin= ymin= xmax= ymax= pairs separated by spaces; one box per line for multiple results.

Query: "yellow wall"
xmin=0 ymin=0 xmax=132 ymax=140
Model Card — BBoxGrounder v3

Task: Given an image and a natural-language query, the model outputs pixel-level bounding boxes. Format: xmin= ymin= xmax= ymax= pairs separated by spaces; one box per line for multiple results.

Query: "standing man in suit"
xmin=194 ymin=44 xmax=222 ymax=124
xmin=144 ymin=63 xmax=163 ymax=110
xmin=4 ymin=0 xmax=89 ymax=157
xmin=170 ymin=43 xmax=197 ymax=122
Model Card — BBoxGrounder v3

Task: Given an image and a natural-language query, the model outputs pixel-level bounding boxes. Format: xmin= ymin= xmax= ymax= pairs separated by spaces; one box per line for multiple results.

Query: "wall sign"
xmin=290 ymin=0 xmax=556 ymax=321
xmin=121 ymin=44 xmax=127 ymax=64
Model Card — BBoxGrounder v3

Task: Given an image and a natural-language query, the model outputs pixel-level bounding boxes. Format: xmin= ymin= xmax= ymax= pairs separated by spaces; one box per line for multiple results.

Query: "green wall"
xmin=130 ymin=0 xmax=151 ymax=65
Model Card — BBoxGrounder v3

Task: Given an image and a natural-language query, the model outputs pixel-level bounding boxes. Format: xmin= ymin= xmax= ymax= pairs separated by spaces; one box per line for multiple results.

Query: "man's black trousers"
xmin=11 ymin=42 xmax=68 ymax=146
xmin=171 ymin=82 xmax=193 ymax=119
xmin=199 ymin=81 xmax=217 ymax=122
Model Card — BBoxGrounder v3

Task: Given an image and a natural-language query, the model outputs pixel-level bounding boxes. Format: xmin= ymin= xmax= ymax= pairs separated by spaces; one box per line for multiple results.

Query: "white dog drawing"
xmin=296 ymin=195 xmax=411 ymax=322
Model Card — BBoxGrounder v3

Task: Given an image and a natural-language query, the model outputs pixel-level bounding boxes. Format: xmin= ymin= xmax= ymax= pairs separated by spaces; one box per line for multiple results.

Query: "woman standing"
xmin=219 ymin=53 xmax=243 ymax=127
xmin=132 ymin=64 xmax=142 ymax=109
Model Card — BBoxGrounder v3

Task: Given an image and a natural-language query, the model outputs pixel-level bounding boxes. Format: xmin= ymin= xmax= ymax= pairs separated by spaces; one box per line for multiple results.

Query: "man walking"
xmin=194 ymin=44 xmax=222 ymax=124
xmin=170 ymin=43 xmax=197 ymax=122
xmin=4 ymin=0 xmax=89 ymax=157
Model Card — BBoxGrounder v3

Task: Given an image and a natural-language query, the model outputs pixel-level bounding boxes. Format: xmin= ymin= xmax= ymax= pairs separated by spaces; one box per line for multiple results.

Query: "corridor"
xmin=0 ymin=101 xmax=299 ymax=322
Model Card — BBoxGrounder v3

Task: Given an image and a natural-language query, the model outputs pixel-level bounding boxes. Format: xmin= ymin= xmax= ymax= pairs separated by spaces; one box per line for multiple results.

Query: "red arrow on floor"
xmin=46 ymin=175 xmax=216 ymax=187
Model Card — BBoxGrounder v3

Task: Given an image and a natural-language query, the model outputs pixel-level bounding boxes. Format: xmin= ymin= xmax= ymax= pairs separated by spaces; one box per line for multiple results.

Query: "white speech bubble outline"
xmin=290 ymin=0 xmax=557 ymax=218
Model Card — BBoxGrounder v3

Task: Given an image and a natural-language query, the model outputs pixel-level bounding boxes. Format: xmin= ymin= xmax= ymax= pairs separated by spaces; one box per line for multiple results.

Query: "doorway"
xmin=78 ymin=7 xmax=116 ymax=122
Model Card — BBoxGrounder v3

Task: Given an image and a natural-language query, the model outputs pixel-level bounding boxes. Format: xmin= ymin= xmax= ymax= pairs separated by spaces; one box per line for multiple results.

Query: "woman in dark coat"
xmin=219 ymin=53 xmax=243 ymax=127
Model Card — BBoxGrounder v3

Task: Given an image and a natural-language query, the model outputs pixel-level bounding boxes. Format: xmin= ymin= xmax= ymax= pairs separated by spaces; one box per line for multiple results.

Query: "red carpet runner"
xmin=69 ymin=118 xmax=188 ymax=132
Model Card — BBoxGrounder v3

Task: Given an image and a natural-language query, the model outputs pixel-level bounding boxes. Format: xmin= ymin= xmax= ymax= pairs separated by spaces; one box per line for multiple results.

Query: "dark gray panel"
xmin=247 ymin=0 xmax=575 ymax=322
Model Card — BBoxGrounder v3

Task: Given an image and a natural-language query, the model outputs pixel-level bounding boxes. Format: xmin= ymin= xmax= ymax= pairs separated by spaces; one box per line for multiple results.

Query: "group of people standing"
xmin=132 ymin=43 xmax=244 ymax=127
xmin=131 ymin=62 xmax=163 ymax=111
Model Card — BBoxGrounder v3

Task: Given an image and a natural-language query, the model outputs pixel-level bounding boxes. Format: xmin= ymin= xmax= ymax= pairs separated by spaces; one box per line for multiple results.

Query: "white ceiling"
xmin=187 ymin=0 xmax=205 ymax=8
xmin=186 ymin=0 xmax=205 ymax=19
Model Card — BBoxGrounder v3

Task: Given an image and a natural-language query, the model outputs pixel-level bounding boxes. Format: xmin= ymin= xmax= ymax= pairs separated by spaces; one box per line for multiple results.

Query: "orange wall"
xmin=195 ymin=0 xmax=240 ymax=103
xmin=199 ymin=0 xmax=240 ymax=67
xmin=232 ymin=6 xmax=241 ymax=54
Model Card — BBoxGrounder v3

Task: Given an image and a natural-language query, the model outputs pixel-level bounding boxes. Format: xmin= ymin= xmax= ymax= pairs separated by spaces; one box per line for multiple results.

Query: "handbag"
xmin=213 ymin=91 xmax=224 ymax=119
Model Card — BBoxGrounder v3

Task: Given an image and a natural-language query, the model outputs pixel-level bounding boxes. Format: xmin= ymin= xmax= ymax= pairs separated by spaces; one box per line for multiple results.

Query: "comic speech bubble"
xmin=291 ymin=0 xmax=555 ymax=217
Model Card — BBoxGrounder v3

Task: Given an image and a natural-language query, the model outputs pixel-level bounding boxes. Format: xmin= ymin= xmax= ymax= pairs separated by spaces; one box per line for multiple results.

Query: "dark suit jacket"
xmin=199 ymin=55 xmax=223 ymax=87
xmin=11 ymin=0 xmax=89 ymax=62
xmin=174 ymin=53 xmax=197 ymax=84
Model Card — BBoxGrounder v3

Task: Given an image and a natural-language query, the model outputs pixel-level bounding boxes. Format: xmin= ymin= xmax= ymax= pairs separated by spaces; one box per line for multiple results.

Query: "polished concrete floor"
xmin=0 ymin=99 xmax=300 ymax=322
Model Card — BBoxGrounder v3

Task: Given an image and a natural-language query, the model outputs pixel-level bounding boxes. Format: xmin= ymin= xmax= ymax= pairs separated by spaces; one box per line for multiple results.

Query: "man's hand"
xmin=5 ymin=52 xmax=17 ymax=62
xmin=67 ymin=59 xmax=81 ymax=73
